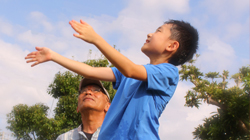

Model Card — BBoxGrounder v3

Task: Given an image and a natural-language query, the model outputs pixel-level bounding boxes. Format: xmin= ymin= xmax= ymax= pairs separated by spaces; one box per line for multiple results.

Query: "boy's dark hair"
xmin=165 ymin=20 xmax=199 ymax=66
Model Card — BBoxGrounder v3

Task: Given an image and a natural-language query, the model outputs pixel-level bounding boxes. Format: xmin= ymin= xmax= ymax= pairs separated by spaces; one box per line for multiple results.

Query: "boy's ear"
xmin=166 ymin=41 xmax=179 ymax=52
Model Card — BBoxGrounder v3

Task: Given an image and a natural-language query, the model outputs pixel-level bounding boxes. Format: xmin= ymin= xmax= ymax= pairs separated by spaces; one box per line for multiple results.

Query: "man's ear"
xmin=77 ymin=106 xmax=79 ymax=113
xmin=104 ymin=102 xmax=111 ymax=113
xmin=166 ymin=41 xmax=179 ymax=52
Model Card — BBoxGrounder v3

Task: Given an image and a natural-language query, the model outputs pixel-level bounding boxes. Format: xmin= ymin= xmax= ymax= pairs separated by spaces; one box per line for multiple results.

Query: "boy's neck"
xmin=149 ymin=57 xmax=169 ymax=65
xmin=149 ymin=53 xmax=172 ymax=65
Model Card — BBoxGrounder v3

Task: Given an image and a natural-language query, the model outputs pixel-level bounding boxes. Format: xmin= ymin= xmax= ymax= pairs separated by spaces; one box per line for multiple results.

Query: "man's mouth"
xmin=83 ymin=97 xmax=94 ymax=101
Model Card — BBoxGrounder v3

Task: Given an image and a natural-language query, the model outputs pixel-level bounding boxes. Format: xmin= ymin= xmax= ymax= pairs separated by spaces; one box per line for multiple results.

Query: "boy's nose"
xmin=147 ymin=33 xmax=152 ymax=38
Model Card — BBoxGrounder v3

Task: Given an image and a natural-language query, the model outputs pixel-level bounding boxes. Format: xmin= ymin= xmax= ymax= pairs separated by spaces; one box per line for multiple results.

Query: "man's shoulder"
xmin=56 ymin=126 xmax=81 ymax=140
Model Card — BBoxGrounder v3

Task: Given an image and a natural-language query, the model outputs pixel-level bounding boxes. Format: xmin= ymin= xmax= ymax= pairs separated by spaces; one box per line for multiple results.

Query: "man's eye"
xmin=93 ymin=89 xmax=100 ymax=92
xmin=82 ymin=89 xmax=87 ymax=93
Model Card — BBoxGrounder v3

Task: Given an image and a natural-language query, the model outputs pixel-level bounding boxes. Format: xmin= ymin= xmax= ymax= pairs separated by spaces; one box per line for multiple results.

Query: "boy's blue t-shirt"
xmin=98 ymin=63 xmax=179 ymax=140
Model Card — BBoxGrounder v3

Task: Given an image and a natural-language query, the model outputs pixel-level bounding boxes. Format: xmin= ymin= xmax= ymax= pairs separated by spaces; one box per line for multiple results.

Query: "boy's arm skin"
xmin=69 ymin=20 xmax=147 ymax=81
xmin=25 ymin=47 xmax=116 ymax=82
xmin=25 ymin=19 xmax=147 ymax=81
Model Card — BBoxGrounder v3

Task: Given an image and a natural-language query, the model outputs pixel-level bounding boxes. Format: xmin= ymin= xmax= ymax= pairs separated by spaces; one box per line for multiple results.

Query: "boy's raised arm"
xmin=25 ymin=47 xmax=116 ymax=82
xmin=69 ymin=20 xmax=147 ymax=81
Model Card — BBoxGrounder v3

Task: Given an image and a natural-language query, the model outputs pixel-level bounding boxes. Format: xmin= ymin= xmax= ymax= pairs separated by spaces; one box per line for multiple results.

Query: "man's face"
xmin=77 ymin=85 xmax=110 ymax=113
xmin=141 ymin=24 xmax=175 ymax=57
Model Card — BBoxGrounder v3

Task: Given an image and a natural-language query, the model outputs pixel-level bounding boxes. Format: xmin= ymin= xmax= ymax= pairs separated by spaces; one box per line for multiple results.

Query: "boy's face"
xmin=141 ymin=24 xmax=174 ymax=57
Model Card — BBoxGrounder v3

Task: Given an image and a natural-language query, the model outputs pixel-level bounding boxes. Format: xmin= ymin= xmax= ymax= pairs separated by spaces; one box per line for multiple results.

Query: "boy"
xmin=25 ymin=19 xmax=198 ymax=140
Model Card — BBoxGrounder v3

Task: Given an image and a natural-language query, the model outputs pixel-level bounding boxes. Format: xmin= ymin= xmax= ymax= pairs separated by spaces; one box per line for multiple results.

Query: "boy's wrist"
xmin=50 ymin=50 xmax=56 ymax=62
xmin=92 ymin=34 xmax=105 ymax=47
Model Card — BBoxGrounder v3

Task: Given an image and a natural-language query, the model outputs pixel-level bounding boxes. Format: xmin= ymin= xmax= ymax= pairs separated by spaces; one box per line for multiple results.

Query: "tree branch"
xmin=238 ymin=119 xmax=249 ymax=134
xmin=207 ymin=96 xmax=226 ymax=110
xmin=32 ymin=132 xmax=37 ymax=140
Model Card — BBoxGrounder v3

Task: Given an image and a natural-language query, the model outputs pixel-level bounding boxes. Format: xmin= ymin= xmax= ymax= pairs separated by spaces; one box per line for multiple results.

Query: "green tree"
xmin=7 ymin=52 xmax=116 ymax=139
xmin=49 ymin=55 xmax=116 ymax=136
xmin=179 ymin=56 xmax=249 ymax=139
xmin=6 ymin=103 xmax=60 ymax=140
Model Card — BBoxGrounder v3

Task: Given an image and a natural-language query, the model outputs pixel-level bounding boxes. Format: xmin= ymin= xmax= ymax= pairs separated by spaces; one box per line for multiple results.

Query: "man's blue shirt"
xmin=98 ymin=63 xmax=179 ymax=140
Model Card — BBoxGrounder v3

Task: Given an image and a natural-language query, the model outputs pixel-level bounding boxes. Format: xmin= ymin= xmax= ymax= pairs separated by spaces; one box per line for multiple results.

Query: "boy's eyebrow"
xmin=156 ymin=26 xmax=163 ymax=30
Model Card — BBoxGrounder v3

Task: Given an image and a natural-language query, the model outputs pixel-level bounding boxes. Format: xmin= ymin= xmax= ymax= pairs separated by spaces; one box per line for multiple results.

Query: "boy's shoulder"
xmin=144 ymin=63 xmax=179 ymax=77
xmin=144 ymin=62 xmax=178 ymax=70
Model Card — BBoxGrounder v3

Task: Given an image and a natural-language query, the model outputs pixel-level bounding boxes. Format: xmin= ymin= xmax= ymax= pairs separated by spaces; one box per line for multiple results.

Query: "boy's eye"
xmin=156 ymin=29 xmax=161 ymax=32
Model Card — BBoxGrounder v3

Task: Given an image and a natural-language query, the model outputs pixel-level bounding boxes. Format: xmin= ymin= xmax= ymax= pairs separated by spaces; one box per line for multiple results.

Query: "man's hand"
xmin=25 ymin=47 xmax=53 ymax=67
xmin=69 ymin=20 xmax=100 ymax=44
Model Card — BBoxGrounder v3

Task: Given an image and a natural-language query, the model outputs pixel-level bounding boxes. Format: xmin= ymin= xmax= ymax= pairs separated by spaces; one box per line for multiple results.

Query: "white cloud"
xmin=201 ymin=0 xmax=249 ymax=22
xmin=0 ymin=18 xmax=13 ymax=36
xmin=29 ymin=11 xmax=53 ymax=32
xmin=224 ymin=23 xmax=243 ymax=40
xmin=207 ymin=39 xmax=234 ymax=56
xmin=196 ymin=36 xmax=237 ymax=73
xmin=159 ymin=82 xmax=218 ymax=139
xmin=127 ymin=0 xmax=190 ymax=16
xmin=0 ymin=0 xmax=248 ymax=139
xmin=17 ymin=30 xmax=46 ymax=46
xmin=0 ymin=39 xmax=59 ymax=132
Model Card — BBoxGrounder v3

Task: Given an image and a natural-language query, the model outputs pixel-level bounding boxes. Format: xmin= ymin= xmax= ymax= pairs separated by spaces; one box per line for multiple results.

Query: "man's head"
xmin=77 ymin=78 xmax=110 ymax=114
xmin=141 ymin=20 xmax=198 ymax=66
xmin=165 ymin=20 xmax=199 ymax=66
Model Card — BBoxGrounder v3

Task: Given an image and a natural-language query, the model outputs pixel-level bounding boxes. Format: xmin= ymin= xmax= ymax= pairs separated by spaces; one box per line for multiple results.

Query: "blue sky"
xmin=0 ymin=0 xmax=249 ymax=139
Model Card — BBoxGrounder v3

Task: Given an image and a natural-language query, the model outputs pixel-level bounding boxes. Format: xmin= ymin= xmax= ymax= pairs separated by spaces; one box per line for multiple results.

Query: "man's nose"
xmin=85 ymin=89 xmax=93 ymax=95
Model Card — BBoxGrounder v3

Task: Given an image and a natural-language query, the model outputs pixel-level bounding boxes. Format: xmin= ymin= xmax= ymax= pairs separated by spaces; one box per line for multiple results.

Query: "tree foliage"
xmin=6 ymin=103 xmax=60 ymax=140
xmin=179 ymin=55 xmax=249 ymax=139
xmin=7 ymin=51 xmax=116 ymax=139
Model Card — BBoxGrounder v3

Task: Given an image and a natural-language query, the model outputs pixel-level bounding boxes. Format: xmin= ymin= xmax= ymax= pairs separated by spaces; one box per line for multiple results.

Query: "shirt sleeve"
xmin=111 ymin=67 xmax=123 ymax=90
xmin=56 ymin=135 xmax=62 ymax=140
xmin=144 ymin=63 xmax=179 ymax=97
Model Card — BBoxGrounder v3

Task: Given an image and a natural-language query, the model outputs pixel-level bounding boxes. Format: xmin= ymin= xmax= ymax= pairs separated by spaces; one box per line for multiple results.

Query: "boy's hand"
xmin=69 ymin=20 xmax=100 ymax=44
xmin=25 ymin=47 xmax=53 ymax=67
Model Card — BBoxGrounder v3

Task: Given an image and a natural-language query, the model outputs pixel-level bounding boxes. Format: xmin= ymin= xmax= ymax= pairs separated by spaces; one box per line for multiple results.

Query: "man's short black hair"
xmin=165 ymin=20 xmax=199 ymax=66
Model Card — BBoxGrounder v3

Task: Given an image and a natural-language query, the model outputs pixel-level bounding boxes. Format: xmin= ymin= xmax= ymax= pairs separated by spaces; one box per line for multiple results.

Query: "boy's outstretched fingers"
xmin=69 ymin=19 xmax=98 ymax=44
xmin=80 ymin=19 xmax=86 ymax=25
xmin=24 ymin=47 xmax=52 ymax=67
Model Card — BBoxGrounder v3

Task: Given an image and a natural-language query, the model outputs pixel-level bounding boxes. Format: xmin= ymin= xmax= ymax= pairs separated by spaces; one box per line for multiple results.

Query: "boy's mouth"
xmin=146 ymin=39 xmax=150 ymax=43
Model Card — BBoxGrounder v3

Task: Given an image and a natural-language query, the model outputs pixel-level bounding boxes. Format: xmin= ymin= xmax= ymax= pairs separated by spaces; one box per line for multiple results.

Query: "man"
xmin=56 ymin=78 xmax=110 ymax=140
